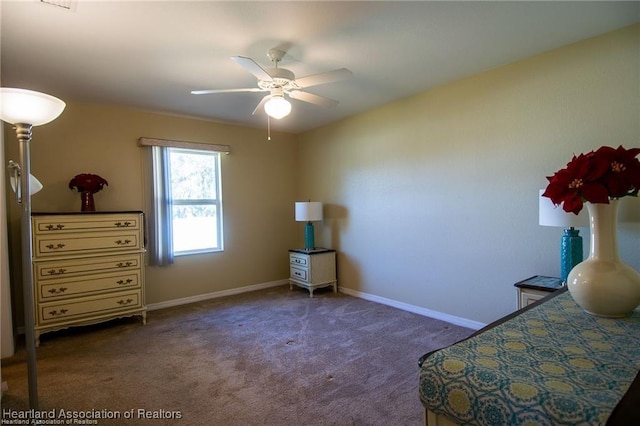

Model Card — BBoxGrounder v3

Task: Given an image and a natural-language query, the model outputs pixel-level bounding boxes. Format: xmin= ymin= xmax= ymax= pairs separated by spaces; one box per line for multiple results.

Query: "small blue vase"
xmin=560 ymin=228 xmax=582 ymax=283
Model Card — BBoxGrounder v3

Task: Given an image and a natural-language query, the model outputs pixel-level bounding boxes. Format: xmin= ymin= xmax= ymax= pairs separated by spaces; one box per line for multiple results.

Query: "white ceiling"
xmin=1 ymin=1 xmax=638 ymax=134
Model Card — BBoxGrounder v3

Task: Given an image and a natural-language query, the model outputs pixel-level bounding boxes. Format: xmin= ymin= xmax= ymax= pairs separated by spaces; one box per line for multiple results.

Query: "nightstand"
xmin=289 ymin=248 xmax=337 ymax=297
xmin=514 ymin=275 xmax=564 ymax=309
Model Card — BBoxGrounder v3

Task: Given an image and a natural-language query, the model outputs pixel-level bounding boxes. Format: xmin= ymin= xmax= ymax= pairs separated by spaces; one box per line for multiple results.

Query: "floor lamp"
xmin=0 ymin=88 xmax=66 ymax=409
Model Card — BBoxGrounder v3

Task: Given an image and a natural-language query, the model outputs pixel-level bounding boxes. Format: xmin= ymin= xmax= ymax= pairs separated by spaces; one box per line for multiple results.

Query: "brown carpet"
xmin=1 ymin=285 xmax=473 ymax=425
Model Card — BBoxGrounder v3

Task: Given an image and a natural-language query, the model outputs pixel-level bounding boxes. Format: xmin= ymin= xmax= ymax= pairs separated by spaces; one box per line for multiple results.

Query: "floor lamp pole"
xmin=15 ymin=123 xmax=39 ymax=409
xmin=1 ymin=88 xmax=65 ymax=410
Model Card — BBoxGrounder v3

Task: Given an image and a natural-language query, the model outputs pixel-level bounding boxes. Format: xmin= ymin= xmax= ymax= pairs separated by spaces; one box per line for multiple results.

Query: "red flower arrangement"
xmin=542 ymin=145 xmax=640 ymax=215
xmin=68 ymin=173 xmax=108 ymax=194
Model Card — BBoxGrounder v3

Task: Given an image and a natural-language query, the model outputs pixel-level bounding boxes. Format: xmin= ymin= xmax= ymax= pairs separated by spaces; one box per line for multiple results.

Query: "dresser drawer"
xmin=290 ymin=253 xmax=309 ymax=267
xmin=37 ymin=270 xmax=141 ymax=302
xmin=34 ymin=253 xmax=142 ymax=281
xmin=38 ymin=290 xmax=142 ymax=325
xmin=33 ymin=214 xmax=141 ymax=234
xmin=34 ymin=230 xmax=142 ymax=257
xmin=290 ymin=266 xmax=308 ymax=283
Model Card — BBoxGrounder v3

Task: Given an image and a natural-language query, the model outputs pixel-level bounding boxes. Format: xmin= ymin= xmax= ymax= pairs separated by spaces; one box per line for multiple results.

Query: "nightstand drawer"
xmin=519 ymin=288 xmax=550 ymax=308
xmin=290 ymin=253 xmax=309 ymax=267
xmin=290 ymin=266 xmax=308 ymax=282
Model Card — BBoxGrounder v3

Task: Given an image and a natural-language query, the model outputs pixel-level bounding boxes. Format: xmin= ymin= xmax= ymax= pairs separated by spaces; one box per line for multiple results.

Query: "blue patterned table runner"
xmin=419 ymin=292 xmax=640 ymax=425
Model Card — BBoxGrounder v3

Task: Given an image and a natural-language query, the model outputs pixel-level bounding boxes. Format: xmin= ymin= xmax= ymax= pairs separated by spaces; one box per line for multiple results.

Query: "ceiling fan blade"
xmin=231 ymin=56 xmax=273 ymax=81
xmin=252 ymin=94 xmax=272 ymax=115
xmin=289 ymin=90 xmax=339 ymax=108
xmin=191 ymin=88 xmax=265 ymax=95
xmin=294 ymin=68 xmax=352 ymax=88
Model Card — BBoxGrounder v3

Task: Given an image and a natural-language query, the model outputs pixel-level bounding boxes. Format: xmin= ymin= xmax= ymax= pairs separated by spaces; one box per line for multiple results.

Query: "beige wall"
xmin=3 ymin=24 xmax=639 ymax=330
xmin=297 ymin=24 xmax=640 ymax=324
xmin=4 ymin=104 xmax=299 ymax=324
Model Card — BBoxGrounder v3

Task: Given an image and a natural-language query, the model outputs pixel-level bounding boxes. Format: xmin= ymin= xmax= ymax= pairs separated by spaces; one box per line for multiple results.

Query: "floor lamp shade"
xmin=0 ymin=88 xmax=66 ymax=125
xmin=539 ymin=190 xmax=588 ymax=282
xmin=10 ymin=172 xmax=43 ymax=196
xmin=295 ymin=202 xmax=323 ymax=250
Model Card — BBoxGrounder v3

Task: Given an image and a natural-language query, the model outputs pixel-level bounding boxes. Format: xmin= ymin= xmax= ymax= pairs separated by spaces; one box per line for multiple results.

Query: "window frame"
xmin=167 ymin=147 xmax=224 ymax=256
xmin=139 ymin=137 xmax=230 ymax=266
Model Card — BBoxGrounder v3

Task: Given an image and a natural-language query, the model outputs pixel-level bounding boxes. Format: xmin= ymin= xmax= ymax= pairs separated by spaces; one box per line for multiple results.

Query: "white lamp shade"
xmin=295 ymin=202 xmax=323 ymax=222
xmin=0 ymin=88 xmax=66 ymax=126
xmin=10 ymin=174 xmax=43 ymax=196
xmin=264 ymin=96 xmax=291 ymax=119
xmin=539 ymin=190 xmax=588 ymax=227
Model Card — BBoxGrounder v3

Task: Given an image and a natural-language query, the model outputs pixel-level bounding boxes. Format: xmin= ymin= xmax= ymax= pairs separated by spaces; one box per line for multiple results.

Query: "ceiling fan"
xmin=191 ymin=48 xmax=352 ymax=119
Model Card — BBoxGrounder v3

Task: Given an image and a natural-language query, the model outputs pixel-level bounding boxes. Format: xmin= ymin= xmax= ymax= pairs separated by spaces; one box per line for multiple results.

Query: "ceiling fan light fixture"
xmin=264 ymin=95 xmax=291 ymax=119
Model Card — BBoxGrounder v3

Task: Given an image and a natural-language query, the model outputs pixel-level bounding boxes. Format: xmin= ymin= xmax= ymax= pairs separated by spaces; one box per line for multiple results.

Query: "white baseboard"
xmin=338 ymin=287 xmax=486 ymax=330
xmin=19 ymin=280 xmax=485 ymax=334
xmin=146 ymin=279 xmax=288 ymax=311
xmin=149 ymin=281 xmax=486 ymax=330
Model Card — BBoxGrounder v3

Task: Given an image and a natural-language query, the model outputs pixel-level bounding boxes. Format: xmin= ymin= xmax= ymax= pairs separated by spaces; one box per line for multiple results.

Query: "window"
xmin=167 ymin=148 xmax=223 ymax=255
xmin=139 ymin=137 xmax=229 ymax=266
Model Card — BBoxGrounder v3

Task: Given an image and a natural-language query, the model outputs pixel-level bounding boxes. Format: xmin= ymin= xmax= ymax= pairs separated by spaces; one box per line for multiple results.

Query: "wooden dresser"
xmin=31 ymin=211 xmax=146 ymax=345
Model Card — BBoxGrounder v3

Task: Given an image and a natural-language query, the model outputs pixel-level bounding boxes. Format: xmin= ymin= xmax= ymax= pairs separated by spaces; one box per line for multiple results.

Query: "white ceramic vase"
xmin=567 ymin=200 xmax=640 ymax=317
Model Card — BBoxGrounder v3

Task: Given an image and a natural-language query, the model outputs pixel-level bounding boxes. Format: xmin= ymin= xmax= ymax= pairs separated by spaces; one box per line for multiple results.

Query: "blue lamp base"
xmin=304 ymin=221 xmax=315 ymax=250
xmin=561 ymin=227 xmax=583 ymax=283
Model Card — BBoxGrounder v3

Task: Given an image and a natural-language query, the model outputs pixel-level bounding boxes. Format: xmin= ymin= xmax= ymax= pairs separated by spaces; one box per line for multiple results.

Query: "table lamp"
xmin=539 ymin=189 xmax=588 ymax=283
xmin=1 ymin=87 xmax=65 ymax=409
xmin=295 ymin=201 xmax=323 ymax=250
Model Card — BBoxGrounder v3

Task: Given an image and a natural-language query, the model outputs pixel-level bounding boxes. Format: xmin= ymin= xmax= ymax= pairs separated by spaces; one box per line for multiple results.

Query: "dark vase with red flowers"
xmin=68 ymin=173 xmax=108 ymax=212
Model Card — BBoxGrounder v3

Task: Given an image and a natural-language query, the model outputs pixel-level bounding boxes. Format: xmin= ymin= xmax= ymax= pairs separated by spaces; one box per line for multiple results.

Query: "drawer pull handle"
xmin=45 ymin=224 xmax=65 ymax=231
xmin=114 ymin=221 xmax=132 ymax=227
xmin=116 ymin=279 xmax=134 ymax=285
xmin=48 ymin=287 xmax=68 ymax=295
xmin=46 ymin=268 xmax=67 ymax=275
xmin=48 ymin=309 xmax=68 ymax=317
xmin=114 ymin=239 xmax=132 ymax=246
xmin=116 ymin=261 xmax=133 ymax=268
xmin=45 ymin=243 xmax=66 ymax=250
xmin=117 ymin=298 xmax=134 ymax=306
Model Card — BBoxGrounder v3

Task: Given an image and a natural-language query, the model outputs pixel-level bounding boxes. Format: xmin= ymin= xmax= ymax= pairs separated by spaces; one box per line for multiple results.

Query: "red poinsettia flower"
xmin=68 ymin=173 xmax=108 ymax=194
xmin=593 ymin=145 xmax=640 ymax=198
xmin=542 ymin=145 xmax=640 ymax=214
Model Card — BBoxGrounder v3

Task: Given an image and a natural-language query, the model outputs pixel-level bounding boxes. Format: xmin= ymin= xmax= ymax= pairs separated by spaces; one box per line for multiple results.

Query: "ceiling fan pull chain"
xmin=267 ymin=115 xmax=271 ymax=141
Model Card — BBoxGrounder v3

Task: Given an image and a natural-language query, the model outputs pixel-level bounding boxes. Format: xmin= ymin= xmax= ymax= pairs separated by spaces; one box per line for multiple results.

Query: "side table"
xmin=514 ymin=275 xmax=563 ymax=310
xmin=289 ymin=248 xmax=337 ymax=297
